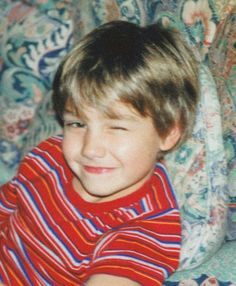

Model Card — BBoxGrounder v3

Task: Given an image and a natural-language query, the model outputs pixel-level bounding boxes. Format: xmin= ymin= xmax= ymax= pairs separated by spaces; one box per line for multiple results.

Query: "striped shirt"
xmin=0 ymin=136 xmax=181 ymax=286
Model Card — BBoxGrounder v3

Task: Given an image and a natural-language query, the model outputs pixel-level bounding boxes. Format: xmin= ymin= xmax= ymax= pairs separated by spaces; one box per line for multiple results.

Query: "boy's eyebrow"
xmin=63 ymin=107 xmax=77 ymax=114
xmin=63 ymin=111 xmax=138 ymax=121
xmin=63 ymin=106 xmax=143 ymax=121
xmin=111 ymin=113 xmax=140 ymax=121
xmin=62 ymin=111 xmax=83 ymax=121
xmin=63 ymin=108 xmax=84 ymax=119
xmin=63 ymin=112 xmax=77 ymax=117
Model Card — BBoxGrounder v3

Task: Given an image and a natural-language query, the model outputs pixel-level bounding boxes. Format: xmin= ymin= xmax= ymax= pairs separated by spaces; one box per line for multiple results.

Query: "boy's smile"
xmin=83 ymin=165 xmax=116 ymax=174
xmin=62 ymin=102 xmax=172 ymax=203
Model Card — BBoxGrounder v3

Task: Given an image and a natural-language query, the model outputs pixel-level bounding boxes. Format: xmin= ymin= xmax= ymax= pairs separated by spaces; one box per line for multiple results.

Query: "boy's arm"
xmin=86 ymin=274 xmax=140 ymax=286
xmin=0 ymin=181 xmax=18 ymax=228
xmin=0 ymin=137 xmax=62 ymax=228
xmin=0 ymin=279 xmax=138 ymax=286
xmin=84 ymin=208 xmax=181 ymax=286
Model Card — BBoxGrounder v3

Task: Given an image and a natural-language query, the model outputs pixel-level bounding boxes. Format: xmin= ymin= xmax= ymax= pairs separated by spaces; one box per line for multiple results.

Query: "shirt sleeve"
xmin=86 ymin=208 xmax=181 ymax=286
xmin=0 ymin=180 xmax=18 ymax=229
xmin=0 ymin=136 xmax=63 ymax=230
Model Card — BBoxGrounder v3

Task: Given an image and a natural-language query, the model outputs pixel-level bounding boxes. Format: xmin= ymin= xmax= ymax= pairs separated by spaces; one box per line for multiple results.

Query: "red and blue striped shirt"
xmin=0 ymin=136 xmax=181 ymax=285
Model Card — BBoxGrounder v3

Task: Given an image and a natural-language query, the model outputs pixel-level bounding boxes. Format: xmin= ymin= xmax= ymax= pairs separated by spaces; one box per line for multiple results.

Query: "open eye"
xmin=64 ymin=121 xmax=86 ymax=128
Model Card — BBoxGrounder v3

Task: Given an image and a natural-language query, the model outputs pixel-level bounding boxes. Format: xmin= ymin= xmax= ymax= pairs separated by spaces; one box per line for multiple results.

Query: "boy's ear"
xmin=160 ymin=125 xmax=181 ymax=151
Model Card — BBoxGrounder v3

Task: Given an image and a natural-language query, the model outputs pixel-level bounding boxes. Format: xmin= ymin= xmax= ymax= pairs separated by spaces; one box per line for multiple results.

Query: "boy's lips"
xmin=83 ymin=165 xmax=115 ymax=174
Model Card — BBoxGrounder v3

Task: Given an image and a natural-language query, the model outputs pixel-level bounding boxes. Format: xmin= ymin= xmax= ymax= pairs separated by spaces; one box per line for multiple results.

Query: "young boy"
xmin=0 ymin=21 xmax=199 ymax=286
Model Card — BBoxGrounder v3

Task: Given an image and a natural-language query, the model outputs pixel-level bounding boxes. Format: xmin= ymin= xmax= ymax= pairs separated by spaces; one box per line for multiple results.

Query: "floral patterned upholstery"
xmin=166 ymin=240 xmax=236 ymax=285
xmin=208 ymin=5 xmax=236 ymax=241
xmin=0 ymin=0 xmax=71 ymax=184
xmin=0 ymin=0 xmax=236 ymax=284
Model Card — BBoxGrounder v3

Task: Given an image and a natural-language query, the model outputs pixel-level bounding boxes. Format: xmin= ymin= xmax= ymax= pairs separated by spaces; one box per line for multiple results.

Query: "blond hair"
xmin=53 ymin=20 xmax=199 ymax=149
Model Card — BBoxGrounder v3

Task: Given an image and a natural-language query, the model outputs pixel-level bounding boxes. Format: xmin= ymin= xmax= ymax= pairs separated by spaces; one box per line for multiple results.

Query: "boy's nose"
xmin=81 ymin=130 xmax=106 ymax=159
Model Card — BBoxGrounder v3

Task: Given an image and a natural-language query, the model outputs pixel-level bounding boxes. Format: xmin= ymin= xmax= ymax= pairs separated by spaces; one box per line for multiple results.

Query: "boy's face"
xmin=62 ymin=102 xmax=170 ymax=203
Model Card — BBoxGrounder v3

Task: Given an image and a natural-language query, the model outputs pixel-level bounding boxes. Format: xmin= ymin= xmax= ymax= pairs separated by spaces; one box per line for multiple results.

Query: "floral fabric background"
xmin=0 ymin=0 xmax=236 ymax=284
xmin=0 ymin=0 xmax=71 ymax=184
xmin=165 ymin=240 xmax=236 ymax=285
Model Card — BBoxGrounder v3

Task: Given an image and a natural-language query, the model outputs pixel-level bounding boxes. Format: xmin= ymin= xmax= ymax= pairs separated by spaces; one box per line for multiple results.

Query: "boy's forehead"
xmin=64 ymin=100 xmax=143 ymax=120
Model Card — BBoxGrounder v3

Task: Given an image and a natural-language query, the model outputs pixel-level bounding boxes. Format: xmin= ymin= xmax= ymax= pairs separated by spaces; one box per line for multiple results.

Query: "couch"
xmin=0 ymin=0 xmax=236 ymax=285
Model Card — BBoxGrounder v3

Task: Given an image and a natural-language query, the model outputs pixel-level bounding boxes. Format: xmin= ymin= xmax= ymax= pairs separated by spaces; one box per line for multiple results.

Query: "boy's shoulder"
xmin=34 ymin=135 xmax=62 ymax=153
xmin=28 ymin=135 xmax=64 ymax=162
xmin=17 ymin=135 xmax=68 ymax=179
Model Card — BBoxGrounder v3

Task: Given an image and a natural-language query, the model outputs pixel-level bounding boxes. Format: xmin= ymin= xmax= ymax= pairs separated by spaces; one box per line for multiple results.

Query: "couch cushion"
xmin=208 ymin=6 xmax=236 ymax=241
xmin=166 ymin=240 xmax=236 ymax=284
xmin=164 ymin=63 xmax=228 ymax=270
xmin=0 ymin=0 xmax=72 ymax=184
